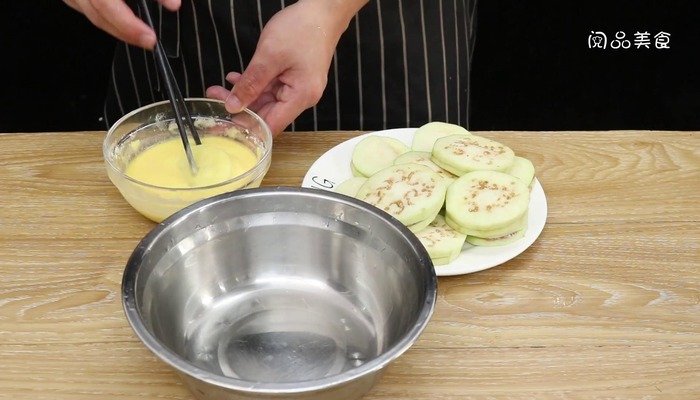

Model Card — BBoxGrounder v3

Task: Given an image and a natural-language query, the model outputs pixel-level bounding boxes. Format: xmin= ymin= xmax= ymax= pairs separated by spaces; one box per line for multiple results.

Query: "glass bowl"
xmin=103 ymin=98 xmax=273 ymax=222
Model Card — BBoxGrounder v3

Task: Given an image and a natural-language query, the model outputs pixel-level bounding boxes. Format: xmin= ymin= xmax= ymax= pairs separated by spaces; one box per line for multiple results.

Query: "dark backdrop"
xmin=1 ymin=1 xmax=699 ymax=133
xmin=470 ymin=0 xmax=700 ymax=131
xmin=0 ymin=2 xmax=116 ymax=132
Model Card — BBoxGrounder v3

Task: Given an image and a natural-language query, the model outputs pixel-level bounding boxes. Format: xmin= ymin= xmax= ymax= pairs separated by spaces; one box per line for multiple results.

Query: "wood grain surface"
xmin=0 ymin=130 xmax=698 ymax=399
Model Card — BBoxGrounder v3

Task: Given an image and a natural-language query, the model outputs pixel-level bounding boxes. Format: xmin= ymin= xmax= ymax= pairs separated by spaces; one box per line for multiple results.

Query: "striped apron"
xmin=104 ymin=0 xmax=478 ymax=131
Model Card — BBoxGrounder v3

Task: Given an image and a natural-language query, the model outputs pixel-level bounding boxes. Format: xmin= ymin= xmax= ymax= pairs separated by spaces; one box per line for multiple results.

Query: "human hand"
xmin=206 ymin=0 xmax=367 ymax=135
xmin=63 ymin=0 xmax=181 ymax=49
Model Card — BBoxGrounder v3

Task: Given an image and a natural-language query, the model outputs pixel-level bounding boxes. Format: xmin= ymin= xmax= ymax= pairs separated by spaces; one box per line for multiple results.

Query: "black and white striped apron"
xmin=104 ymin=0 xmax=478 ymax=132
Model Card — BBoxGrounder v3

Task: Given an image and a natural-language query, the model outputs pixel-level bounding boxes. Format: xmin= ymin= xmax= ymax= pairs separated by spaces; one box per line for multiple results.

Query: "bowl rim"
xmin=121 ymin=186 xmax=438 ymax=394
xmin=103 ymin=98 xmax=273 ymax=191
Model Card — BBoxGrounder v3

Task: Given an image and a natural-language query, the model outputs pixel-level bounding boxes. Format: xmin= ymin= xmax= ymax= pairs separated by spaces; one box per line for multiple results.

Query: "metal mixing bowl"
xmin=104 ymin=98 xmax=273 ymax=222
xmin=122 ymin=187 xmax=437 ymax=400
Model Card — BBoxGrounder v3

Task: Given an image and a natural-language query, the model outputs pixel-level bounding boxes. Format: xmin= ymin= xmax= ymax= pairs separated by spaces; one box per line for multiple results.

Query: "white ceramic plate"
xmin=301 ymin=128 xmax=548 ymax=276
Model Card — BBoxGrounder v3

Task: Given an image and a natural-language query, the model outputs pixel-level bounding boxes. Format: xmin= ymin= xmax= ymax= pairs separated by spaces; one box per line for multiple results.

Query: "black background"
xmin=1 ymin=1 xmax=699 ymax=133
xmin=470 ymin=0 xmax=700 ymax=131
xmin=1 ymin=2 xmax=115 ymax=132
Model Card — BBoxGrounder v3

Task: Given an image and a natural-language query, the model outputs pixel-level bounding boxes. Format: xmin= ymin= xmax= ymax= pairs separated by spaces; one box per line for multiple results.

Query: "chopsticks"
xmin=138 ymin=0 xmax=201 ymax=175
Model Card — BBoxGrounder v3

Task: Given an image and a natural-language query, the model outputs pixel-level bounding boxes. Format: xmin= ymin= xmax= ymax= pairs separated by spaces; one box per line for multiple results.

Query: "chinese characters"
xmin=588 ymin=31 xmax=670 ymax=49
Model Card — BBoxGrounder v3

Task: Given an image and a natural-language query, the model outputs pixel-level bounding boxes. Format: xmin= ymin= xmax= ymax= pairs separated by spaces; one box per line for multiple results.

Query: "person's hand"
xmin=63 ymin=0 xmax=181 ymax=49
xmin=206 ymin=0 xmax=367 ymax=136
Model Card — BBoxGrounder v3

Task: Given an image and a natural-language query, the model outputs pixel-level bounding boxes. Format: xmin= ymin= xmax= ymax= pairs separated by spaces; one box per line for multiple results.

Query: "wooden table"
xmin=0 ymin=130 xmax=698 ymax=399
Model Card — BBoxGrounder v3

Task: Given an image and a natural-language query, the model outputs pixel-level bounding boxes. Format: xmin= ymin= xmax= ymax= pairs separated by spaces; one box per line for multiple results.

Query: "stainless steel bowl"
xmin=122 ymin=187 xmax=437 ymax=400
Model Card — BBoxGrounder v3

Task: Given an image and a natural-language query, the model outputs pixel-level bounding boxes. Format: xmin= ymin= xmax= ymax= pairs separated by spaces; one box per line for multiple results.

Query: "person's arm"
xmin=63 ymin=0 xmax=181 ymax=49
xmin=305 ymin=0 xmax=370 ymax=42
xmin=207 ymin=0 xmax=369 ymax=135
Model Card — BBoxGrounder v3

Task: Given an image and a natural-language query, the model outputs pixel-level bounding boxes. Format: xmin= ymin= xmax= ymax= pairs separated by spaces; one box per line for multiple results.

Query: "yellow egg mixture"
xmin=126 ymin=136 xmax=259 ymax=188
